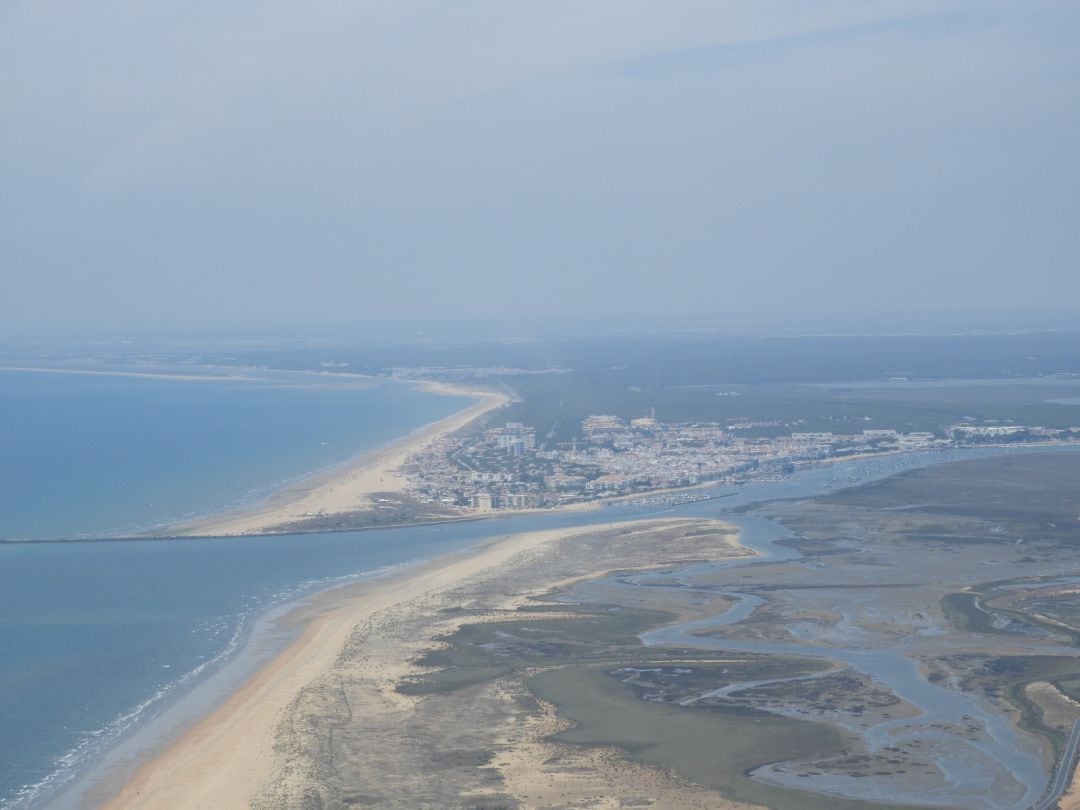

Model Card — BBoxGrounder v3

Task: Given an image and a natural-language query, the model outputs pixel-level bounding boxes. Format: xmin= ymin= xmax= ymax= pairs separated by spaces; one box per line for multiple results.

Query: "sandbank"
xmin=101 ymin=518 xmax=743 ymax=809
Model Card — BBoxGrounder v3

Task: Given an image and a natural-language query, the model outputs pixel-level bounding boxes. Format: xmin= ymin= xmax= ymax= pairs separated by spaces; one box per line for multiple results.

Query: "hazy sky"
xmin=2 ymin=1 xmax=1078 ymax=330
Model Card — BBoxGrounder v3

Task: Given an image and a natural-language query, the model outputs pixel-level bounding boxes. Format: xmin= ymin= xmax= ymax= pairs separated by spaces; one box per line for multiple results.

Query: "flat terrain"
xmin=740 ymin=452 xmax=1080 ymax=806
xmin=255 ymin=451 xmax=1080 ymax=809
xmin=106 ymin=450 xmax=1080 ymax=809
xmin=250 ymin=519 xmax=844 ymax=810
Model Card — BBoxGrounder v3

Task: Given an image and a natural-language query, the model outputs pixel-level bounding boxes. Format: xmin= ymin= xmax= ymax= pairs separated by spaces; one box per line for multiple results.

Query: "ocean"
xmin=0 ymin=367 xmax=1045 ymax=809
xmin=0 ymin=368 xmax=475 ymax=806
xmin=0 ymin=369 xmax=468 ymax=540
xmin=0 ymin=528 xmax=489 ymax=808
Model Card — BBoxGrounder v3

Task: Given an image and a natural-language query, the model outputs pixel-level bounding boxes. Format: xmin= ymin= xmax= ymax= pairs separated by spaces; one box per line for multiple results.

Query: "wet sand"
xmin=101 ymin=518 xmax=747 ymax=809
xmin=97 ymin=450 xmax=1080 ymax=809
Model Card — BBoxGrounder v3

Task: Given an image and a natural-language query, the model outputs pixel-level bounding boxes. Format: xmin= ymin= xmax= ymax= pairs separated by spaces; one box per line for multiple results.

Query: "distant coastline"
xmin=0 ymin=365 xmax=257 ymax=382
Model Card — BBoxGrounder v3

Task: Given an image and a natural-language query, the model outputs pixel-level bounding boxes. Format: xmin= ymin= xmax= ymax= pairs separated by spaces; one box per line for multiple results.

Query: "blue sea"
xmin=0 ymin=369 xmax=469 ymax=540
xmin=0 ymin=368 xmax=1057 ymax=809
xmin=0 ymin=528 xmax=487 ymax=808
xmin=0 ymin=368 xmax=477 ymax=806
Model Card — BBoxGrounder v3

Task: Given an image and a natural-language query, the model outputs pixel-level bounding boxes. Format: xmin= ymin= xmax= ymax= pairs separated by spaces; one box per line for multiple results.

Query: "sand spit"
xmin=173 ymin=382 xmax=506 ymax=537
xmin=0 ymin=365 xmax=257 ymax=382
xmin=102 ymin=518 xmax=759 ymax=809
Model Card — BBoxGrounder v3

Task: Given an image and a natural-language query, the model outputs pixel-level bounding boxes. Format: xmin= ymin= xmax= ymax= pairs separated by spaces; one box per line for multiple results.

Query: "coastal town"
xmin=403 ymin=411 xmax=1080 ymax=511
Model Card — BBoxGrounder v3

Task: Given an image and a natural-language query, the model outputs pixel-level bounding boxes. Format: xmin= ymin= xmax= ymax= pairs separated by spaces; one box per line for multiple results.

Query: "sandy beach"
xmin=173 ymin=382 xmax=507 ymax=537
xmin=101 ymin=517 xmax=758 ymax=809
xmin=99 ymin=528 xmax=556 ymax=810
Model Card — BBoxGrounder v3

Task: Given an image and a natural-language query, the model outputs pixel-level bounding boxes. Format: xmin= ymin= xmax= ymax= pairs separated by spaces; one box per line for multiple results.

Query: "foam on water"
xmin=2 ymin=562 xmax=412 ymax=810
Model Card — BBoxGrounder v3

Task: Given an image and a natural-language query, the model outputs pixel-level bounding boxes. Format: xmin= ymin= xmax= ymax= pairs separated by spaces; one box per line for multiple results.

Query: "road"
xmin=1034 ymin=717 xmax=1080 ymax=810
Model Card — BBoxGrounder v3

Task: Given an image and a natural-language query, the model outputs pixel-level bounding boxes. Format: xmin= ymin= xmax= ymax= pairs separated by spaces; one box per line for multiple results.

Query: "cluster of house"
xmin=404 ymin=412 xmax=1078 ymax=512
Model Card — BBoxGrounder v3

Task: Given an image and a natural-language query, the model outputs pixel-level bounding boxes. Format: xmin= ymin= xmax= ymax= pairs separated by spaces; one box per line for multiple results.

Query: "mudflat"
xmin=105 ymin=518 xmax=787 ymax=809
xmin=107 ymin=452 xmax=1080 ymax=809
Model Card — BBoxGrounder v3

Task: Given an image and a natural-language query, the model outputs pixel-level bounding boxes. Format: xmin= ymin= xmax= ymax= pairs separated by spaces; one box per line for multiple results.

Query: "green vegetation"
xmin=397 ymin=598 xmax=916 ymax=809
xmin=828 ymin=452 xmax=1080 ymax=545
xmin=497 ymin=376 xmax=1080 ymax=443
xmin=399 ymin=604 xmax=681 ymax=695
xmin=940 ymin=593 xmax=998 ymax=633
xmin=966 ymin=656 xmax=1080 ymax=755
xmin=529 ymin=665 xmax=906 ymax=810
xmin=223 ymin=332 xmax=1080 ymax=442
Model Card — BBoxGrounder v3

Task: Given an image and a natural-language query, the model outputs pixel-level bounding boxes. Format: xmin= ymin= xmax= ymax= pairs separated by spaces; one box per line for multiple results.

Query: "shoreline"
xmin=62 ymin=560 xmax=413 ymax=810
xmin=7 ymin=440 xmax=1074 ymax=547
xmin=11 ymin=440 xmax=1073 ymax=546
xmin=97 ymin=518 xmax=703 ymax=809
xmin=0 ymin=515 xmax=492 ymax=545
xmin=169 ymin=381 xmax=508 ymax=537
xmin=0 ymin=366 xmax=504 ymax=543
xmin=39 ymin=445 xmax=1080 ymax=808
xmin=10 ymin=360 xmax=1077 ymax=542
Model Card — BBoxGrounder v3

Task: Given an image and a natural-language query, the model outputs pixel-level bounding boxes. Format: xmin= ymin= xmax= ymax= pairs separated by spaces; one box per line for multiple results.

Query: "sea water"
xmin=0 ymin=368 xmax=1061 ymax=809
xmin=0 ymin=369 xmax=468 ymax=540
xmin=0 ymin=368 xmax=476 ymax=806
xmin=0 ymin=526 xmax=501 ymax=809
xmin=1 ymin=511 xmax=640 ymax=809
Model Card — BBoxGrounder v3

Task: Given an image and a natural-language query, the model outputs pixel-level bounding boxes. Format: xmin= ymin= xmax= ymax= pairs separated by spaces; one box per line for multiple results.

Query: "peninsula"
xmin=101 ymin=518 xmax=760 ymax=809
xmin=171 ymin=383 xmax=509 ymax=537
xmin=103 ymin=451 xmax=1080 ymax=809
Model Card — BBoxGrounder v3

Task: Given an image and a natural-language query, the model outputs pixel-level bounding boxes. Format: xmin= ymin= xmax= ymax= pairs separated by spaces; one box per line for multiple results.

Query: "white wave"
xmin=1 ymin=562 xmax=407 ymax=809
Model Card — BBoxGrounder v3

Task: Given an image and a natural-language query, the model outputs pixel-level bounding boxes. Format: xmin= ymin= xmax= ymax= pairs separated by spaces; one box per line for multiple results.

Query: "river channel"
xmin=609 ymin=450 xmax=1080 ymax=808
xmin=36 ymin=444 xmax=1075 ymax=810
xmin=632 ymin=515 xmax=1048 ymax=808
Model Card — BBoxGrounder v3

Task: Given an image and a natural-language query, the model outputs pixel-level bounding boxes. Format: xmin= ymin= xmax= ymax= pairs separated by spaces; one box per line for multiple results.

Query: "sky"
xmin=1 ymin=1 xmax=1078 ymax=331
